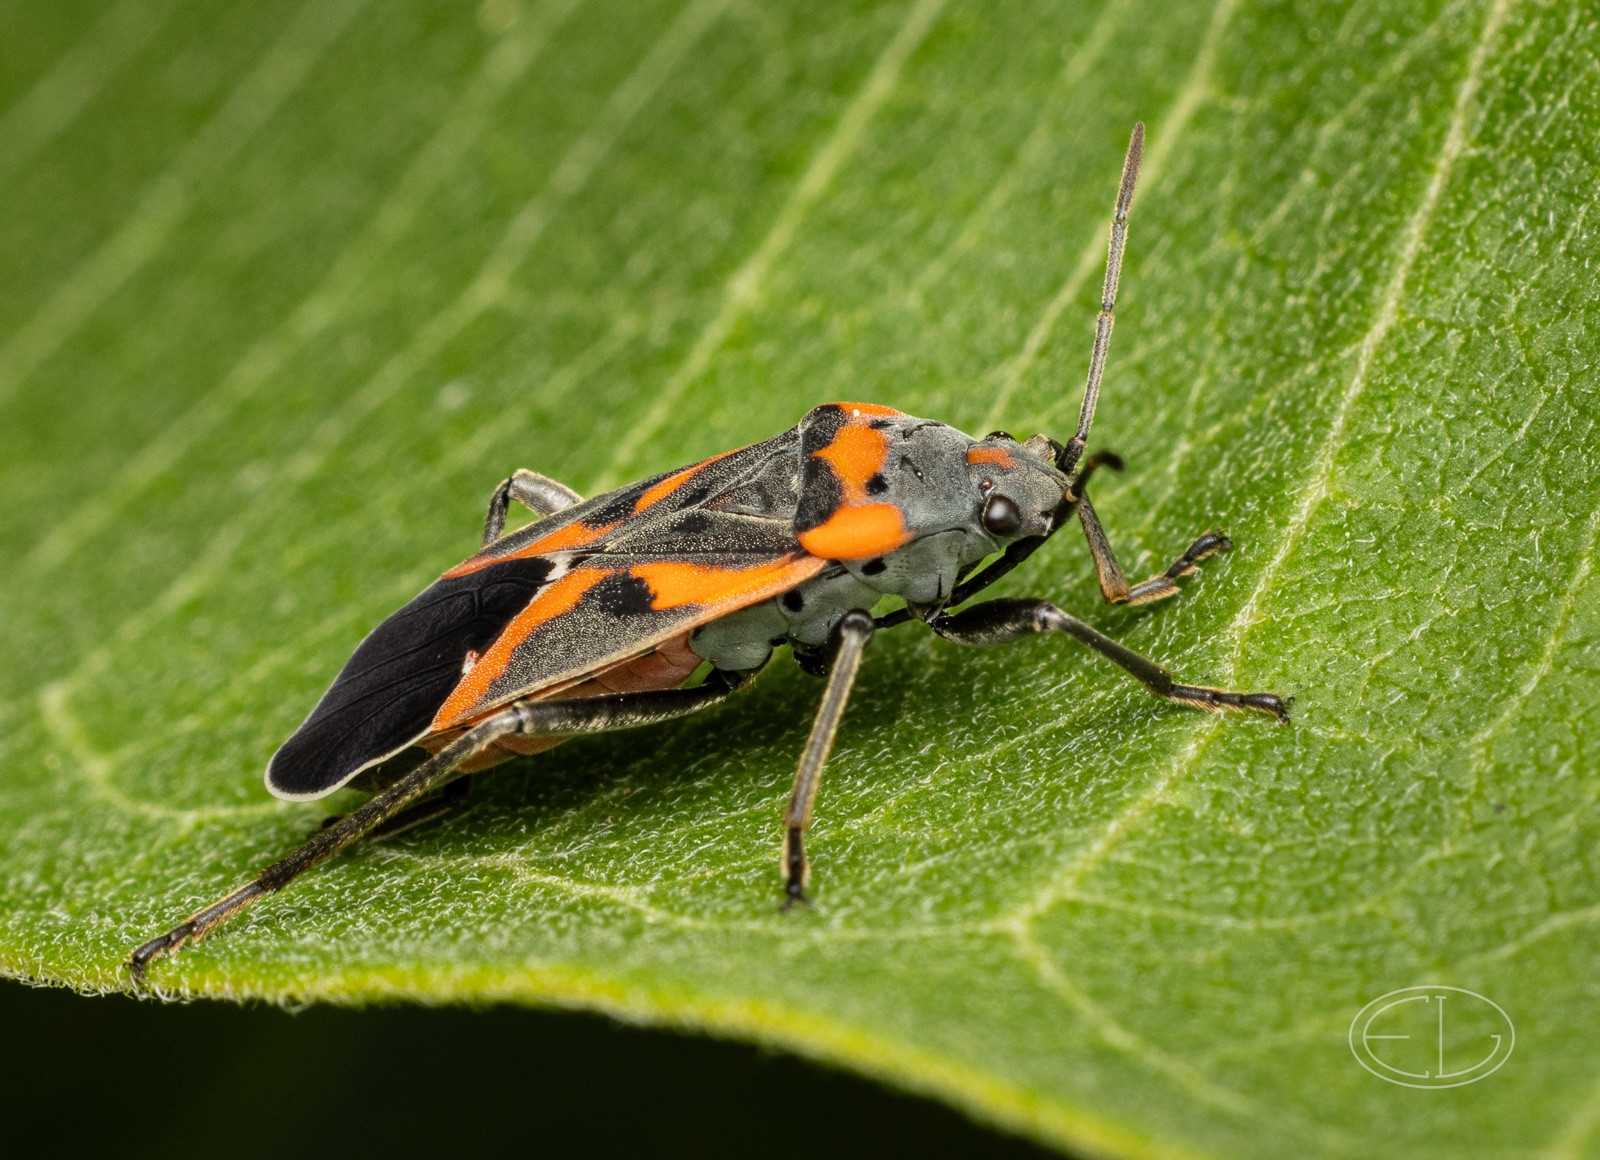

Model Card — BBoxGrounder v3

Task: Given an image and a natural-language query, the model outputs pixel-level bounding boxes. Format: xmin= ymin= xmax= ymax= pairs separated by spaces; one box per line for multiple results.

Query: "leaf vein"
xmin=0 ymin=0 xmax=174 ymax=189
xmin=592 ymin=0 xmax=950 ymax=492
xmin=21 ymin=0 xmax=586 ymax=575
xmin=0 ymin=0 xmax=370 ymax=411
xmin=1001 ymin=0 xmax=1515 ymax=929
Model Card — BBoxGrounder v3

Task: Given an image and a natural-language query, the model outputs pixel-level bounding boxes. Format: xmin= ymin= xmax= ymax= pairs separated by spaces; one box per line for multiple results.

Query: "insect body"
xmin=130 ymin=123 xmax=1288 ymax=978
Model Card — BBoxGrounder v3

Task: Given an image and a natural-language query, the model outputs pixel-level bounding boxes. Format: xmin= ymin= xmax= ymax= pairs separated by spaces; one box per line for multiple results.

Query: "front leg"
xmin=1077 ymin=492 xmax=1231 ymax=606
xmin=482 ymin=469 xmax=584 ymax=546
xmin=931 ymin=597 xmax=1289 ymax=722
xmin=1061 ymin=451 xmax=1230 ymax=607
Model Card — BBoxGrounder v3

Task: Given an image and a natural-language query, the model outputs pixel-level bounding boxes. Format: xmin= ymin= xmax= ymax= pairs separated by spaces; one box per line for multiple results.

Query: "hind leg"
xmin=130 ymin=672 xmax=754 ymax=979
xmin=367 ymin=773 xmax=475 ymax=841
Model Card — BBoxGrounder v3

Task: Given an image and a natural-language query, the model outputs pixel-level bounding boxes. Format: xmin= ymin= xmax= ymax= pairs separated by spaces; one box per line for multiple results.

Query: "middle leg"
xmin=482 ymin=469 xmax=585 ymax=545
xmin=783 ymin=610 xmax=875 ymax=905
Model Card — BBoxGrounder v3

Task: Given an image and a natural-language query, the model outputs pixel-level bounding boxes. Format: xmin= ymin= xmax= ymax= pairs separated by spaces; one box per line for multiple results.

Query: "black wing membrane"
xmin=265 ymin=556 xmax=554 ymax=799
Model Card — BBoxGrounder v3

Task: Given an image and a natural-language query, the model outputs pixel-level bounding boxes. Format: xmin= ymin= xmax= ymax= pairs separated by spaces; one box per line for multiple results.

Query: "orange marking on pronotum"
xmin=814 ymin=423 xmax=890 ymax=498
xmin=797 ymin=503 xmax=909 ymax=561
xmin=632 ymin=555 xmax=824 ymax=610
xmin=798 ymin=403 xmax=912 ymax=560
xmin=441 ymin=519 xmax=618 ymax=578
xmin=432 ymin=567 xmax=607 ymax=728
xmin=966 ymin=446 xmax=1015 ymax=467
xmin=634 ymin=447 xmax=743 ymax=512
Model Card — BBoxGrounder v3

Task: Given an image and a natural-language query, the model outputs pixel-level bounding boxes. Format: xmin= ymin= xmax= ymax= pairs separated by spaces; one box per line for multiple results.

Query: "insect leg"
xmin=929 ymin=598 xmax=1289 ymax=722
xmin=315 ymin=767 xmax=476 ymax=839
xmin=782 ymin=610 xmax=874 ymax=905
xmin=368 ymin=772 xmax=475 ymax=842
xmin=130 ymin=715 xmax=522 ymax=980
xmin=482 ymin=469 xmax=585 ymax=545
xmin=129 ymin=671 xmax=752 ymax=979
xmin=1076 ymin=491 xmax=1231 ymax=606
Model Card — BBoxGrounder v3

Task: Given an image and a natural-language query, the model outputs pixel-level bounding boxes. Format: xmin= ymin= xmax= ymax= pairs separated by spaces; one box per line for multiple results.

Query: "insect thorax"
xmin=689 ymin=407 xmax=1065 ymax=673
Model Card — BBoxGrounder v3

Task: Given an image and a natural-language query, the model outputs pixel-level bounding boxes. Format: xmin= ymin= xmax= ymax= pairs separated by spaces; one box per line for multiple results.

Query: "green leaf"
xmin=1 ymin=0 xmax=1595 ymax=1155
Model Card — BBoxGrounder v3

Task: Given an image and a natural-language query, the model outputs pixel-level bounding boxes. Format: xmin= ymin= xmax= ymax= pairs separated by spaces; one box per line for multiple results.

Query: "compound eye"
xmin=981 ymin=493 xmax=1023 ymax=537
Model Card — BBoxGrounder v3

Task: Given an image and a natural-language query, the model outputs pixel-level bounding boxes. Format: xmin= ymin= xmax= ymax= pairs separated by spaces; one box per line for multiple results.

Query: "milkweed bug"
xmin=130 ymin=123 xmax=1288 ymax=979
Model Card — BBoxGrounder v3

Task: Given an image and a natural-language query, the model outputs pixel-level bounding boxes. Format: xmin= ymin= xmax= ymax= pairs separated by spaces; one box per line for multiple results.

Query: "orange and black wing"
xmin=265 ymin=432 xmax=811 ymax=800
xmin=438 ymin=429 xmax=799 ymax=578
xmin=427 ymin=547 xmax=826 ymax=733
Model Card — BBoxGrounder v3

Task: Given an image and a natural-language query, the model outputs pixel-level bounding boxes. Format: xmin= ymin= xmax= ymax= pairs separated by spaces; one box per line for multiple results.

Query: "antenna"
xmin=1058 ymin=122 xmax=1144 ymax=479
